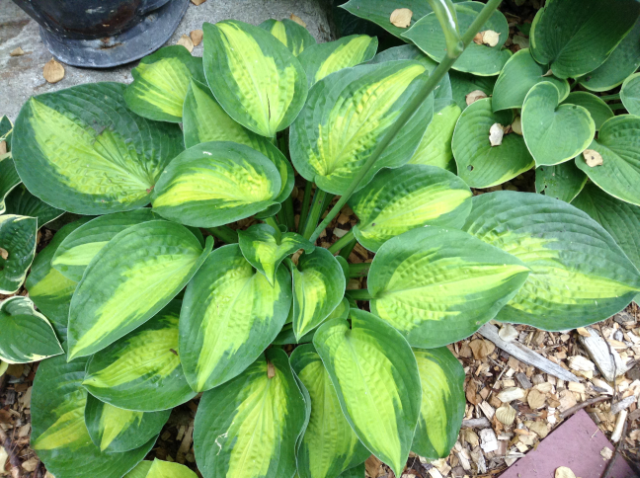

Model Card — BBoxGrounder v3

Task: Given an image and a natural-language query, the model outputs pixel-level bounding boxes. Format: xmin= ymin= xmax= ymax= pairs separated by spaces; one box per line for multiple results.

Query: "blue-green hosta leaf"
xmin=492 ymin=49 xmax=569 ymax=112
xmin=452 ymin=98 xmax=534 ymax=188
xmin=83 ymin=301 xmax=196 ymax=411
xmin=292 ymin=247 xmax=346 ymax=340
xmin=0 ymin=296 xmax=63 ymax=363
xmin=68 ymin=221 xmax=212 ymax=360
xmin=404 ymin=2 xmax=510 ymax=76
xmin=152 ymin=142 xmax=282 ymax=228
xmin=409 ymin=101 xmax=461 ymax=172
xmin=369 ymin=227 xmax=530 ymax=348
xmin=124 ymin=46 xmax=205 ymax=123
xmin=299 ymin=35 xmax=378 ymax=87
xmin=238 ymin=223 xmax=314 ymax=285
xmin=4 ymin=184 xmax=64 ymax=228
xmin=341 ymin=0 xmax=434 ymax=39
xmin=313 ymin=309 xmax=421 ymax=477
xmin=85 ymin=394 xmax=169 ymax=453
xmin=0 ymin=214 xmax=36 ymax=294
xmin=290 ymin=345 xmax=369 ymax=478
xmin=0 ymin=156 xmax=20 ymax=214
xmin=203 ymin=20 xmax=307 ymax=137
xmin=561 ymin=92 xmax=613 ymax=131
xmin=290 ymin=60 xmax=434 ymax=195
xmin=0 ymin=115 xmax=12 ymax=140
xmin=463 ymin=191 xmax=640 ymax=330
xmin=530 ymin=0 xmax=640 ymax=79
xmin=180 ymin=244 xmax=292 ymax=392
xmin=12 ymin=83 xmax=184 ymax=215
xmin=412 ymin=347 xmax=465 ymax=460
xmin=575 ymin=116 xmax=640 ymax=206
xmin=535 ymin=162 xmax=587 ymax=203
xmin=449 ymin=71 xmax=496 ymax=111
xmin=260 ymin=19 xmax=316 ymax=57
xmin=621 ymin=73 xmax=640 ymax=116
xmin=194 ymin=348 xmax=306 ymax=478
xmin=31 ymin=355 xmax=153 ymax=478
xmin=522 ymin=82 xmax=595 ymax=167
xmin=348 ymin=164 xmax=472 ymax=252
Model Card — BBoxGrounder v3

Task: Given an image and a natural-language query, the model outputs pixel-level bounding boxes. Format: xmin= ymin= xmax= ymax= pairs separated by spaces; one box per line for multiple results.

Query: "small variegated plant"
xmin=2 ymin=0 xmax=640 ymax=477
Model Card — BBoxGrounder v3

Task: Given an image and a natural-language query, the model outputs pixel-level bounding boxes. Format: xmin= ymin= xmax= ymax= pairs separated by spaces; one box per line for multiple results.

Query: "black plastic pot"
xmin=12 ymin=0 xmax=190 ymax=68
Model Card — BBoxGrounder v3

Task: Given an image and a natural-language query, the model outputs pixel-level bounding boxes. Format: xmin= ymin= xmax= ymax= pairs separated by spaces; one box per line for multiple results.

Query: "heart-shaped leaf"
xmin=535 ymin=161 xmax=587 ymax=203
xmin=409 ymin=101 xmax=460 ymax=172
xmin=341 ymin=0 xmax=434 ymax=38
xmin=146 ymin=460 xmax=199 ymax=478
xmin=463 ymin=191 xmax=640 ymax=330
xmin=313 ymin=309 xmax=421 ymax=477
xmin=449 ymin=70 xmax=496 ymax=111
xmin=260 ymin=19 xmax=316 ymax=57
xmin=0 ymin=214 xmax=36 ymax=294
xmin=621 ymin=72 xmax=640 ymax=116
xmin=68 ymin=221 xmax=212 ymax=360
xmin=452 ymin=98 xmax=534 ymax=188
xmin=561 ymin=92 xmax=613 ymax=131
xmin=522 ymin=82 xmax=595 ymax=166
xmin=4 ymin=184 xmax=64 ymax=228
xmin=124 ymin=462 xmax=153 ymax=478
xmin=203 ymin=20 xmax=307 ymax=137
xmin=83 ymin=301 xmax=196 ymax=412
xmin=348 ymin=164 xmax=472 ymax=252
xmin=12 ymin=83 xmax=184 ymax=215
xmin=194 ymin=348 xmax=306 ymax=478
xmin=0 ymin=155 xmax=20 ymax=214
xmin=369 ymin=227 xmax=530 ymax=347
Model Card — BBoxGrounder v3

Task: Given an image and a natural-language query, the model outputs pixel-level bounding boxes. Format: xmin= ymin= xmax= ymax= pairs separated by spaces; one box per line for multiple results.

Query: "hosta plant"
xmin=2 ymin=0 xmax=640 ymax=477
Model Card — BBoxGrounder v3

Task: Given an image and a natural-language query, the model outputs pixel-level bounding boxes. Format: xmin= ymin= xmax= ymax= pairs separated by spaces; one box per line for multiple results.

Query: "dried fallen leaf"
xmin=190 ymin=29 xmax=204 ymax=46
xmin=466 ymin=89 xmax=488 ymax=106
xmin=177 ymin=34 xmax=194 ymax=53
xmin=496 ymin=404 xmax=516 ymax=426
xmin=583 ymin=149 xmax=603 ymax=167
xmin=498 ymin=324 xmax=518 ymax=342
xmin=489 ymin=123 xmax=505 ymax=147
xmin=267 ymin=361 xmax=275 ymax=378
xmin=527 ymin=388 xmax=546 ymax=409
xmin=390 ymin=8 xmax=413 ymax=28
xmin=469 ymin=339 xmax=495 ymax=359
xmin=496 ymin=387 xmax=525 ymax=403
xmin=526 ymin=420 xmax=549 ymax=438
xmin=473 ymin=32 xmax=484 ymax=45
xmin=190 ymin=0 xmax=206 ymax=5
xmin=542 ymin=69 xmax=554 ymax=77
xmin=0 ymin=141 xmax=6 ymax=156
xmin=22 ymin=457 xmax=39 ymax=472
xmin=576 ymin=327 xmax=591 ymax=337
xmin=0 ymin=248 xmax=8 ymax=260
xmin=365 ymin=455 xmax=384 ymax=478
xmin=290 ymin=13 xmax=306 ymax=27
xmin=511 ymin=117 xmax=523 ymax=135
xmin=481 ymin=30 xmax=501 ymax=47
xmin=10 ymin=47 xmax=25 ymax=57
xmin=555 ymin=466 xmax=577 ymax=478
xmin=43 ymin=58 xmax=65 ymax=84
xmin=600 ymin=446 xmax=613 ymax=460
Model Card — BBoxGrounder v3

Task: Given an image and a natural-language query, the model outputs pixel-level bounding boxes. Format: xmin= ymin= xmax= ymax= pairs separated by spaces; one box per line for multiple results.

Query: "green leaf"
xmin=463 ymin=191 xmax=640 ymax=330
xmin=369 ymin=227 xmax=529 ymax=347
xmin=260 ymin=19 xmax=316 ymax=57
xmin=299 ymin=35 xmax=378 ymax=86
xmin=272 ymin=323 xmax=316 ymax=346
xmin=152 ymin=142 xmax=282 ymax=228
xmin=341 ymin=0 xmax=434 ymax=39
xmin=124 ymin=461 xmax=153 ymax=478
xmin=290 ymin=345 xmax=369 ymax=478
xmin=575 ymin=115 xmax=640 ymax=206
xmin=4 ymin=184 xmax=64 ymax=228
xmin=313 ymin=309 xmax=421 ymax=477
xmin=522 ymin=82 xmax=595 ymax=167
xmin=0 ymin=214 xmax=36 ymax=294
xmin=0 ymin=155 xmax=21 ymax=214
xmin=180 ymin=244 xmax=292 ymax=392
xmin=412 ymin=347 xmax=465 ymax=460
xmin=404 ymin=2 xmax=510 ymax=76
xmin=31 ymin=355 xmax=153 ymax=478
xmin=203 ymin=20 xmax=307 ymax=137
xmin=409 ymin=101 xmax=461 ymax=172
xmin=12 ymin=83 xmax=184 ymax=214
xmin=124 ymin=46 xmax=205 ymax=123
xmin=621 ymin=72 xmax=640 ymax=116
xmin=194 ymin=348 xmax=306 ymax=478
xmin=290 ymin=61 xmax=434 ymax=195
xmin=0 ymin=360 xmax=7 ymax=377
xmin=529 ymin=0 xmax=640 ymax=79
xmin=561 ymin=92 xmax=613 ymax=131
xmin=83 ymin=301 xmax=196 ymax=412
xmin=348 ymin=164 xmax=472 ymax=252
xmin=452 ymin=98 xmax=534 ymax=188
xmin=449 ymin=71 xmax=496 ymax=111
xmin=337 ymin=463 xmax=364 ymax=478
xmin=146 ymin=459 xmax=199 ymax=478
xmin=238 ymin=223 xmax=314 ymax=285
xmin=0 ymin=296 xmax=63 ymax=364
xmin=85 ymin=394 xmax=169 ymax=452
xmin=292 ymin=247 xmax=346 ymax=340
xmin=67 ymin=220 xmax=212 ymax=360
xmin=492 ymin=49 xmax=569 ymax=112
xmin=535 ymin=162 xmax=587 ymax=203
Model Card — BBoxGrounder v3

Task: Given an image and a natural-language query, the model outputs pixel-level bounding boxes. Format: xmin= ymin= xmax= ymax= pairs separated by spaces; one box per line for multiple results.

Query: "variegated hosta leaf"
xmin=68 ymin=221 xmax=212 ymax=360
xmin=290 ymin=345 xmax=370 ymax=478
xmin=0 ymin=360 xmax=7 ymax=377
xmin=203 ymin=20 xmax=307 ymax=137
xmin=369 ymin=227 xmax=530 ymax=347
xmin=293 ymin=247 xmax=346 ymax=340
xmin=0 ymin=214 xmax=37 ymax=294
xmin=260 ymin=19 xmax=316 ymax=57
xmin=182 ymin=80 xmax=295 ymax=203
xmin=193 ymin=348 xmax=306 ymax=478
xmin=4 ymin=184 xmax=64 ymax=228
xmin=31 ymin=356 xmax=153 ymax=478
xmin=126 ymin=459 xmax=198 ymax=478
xmin=348 ymin=164 xmax=472 ymax=252
xmin=341 ymin=0 xmax=434 ymax=39
xmin=83 ymin=301 xmax=196 ymax=412
xmin=535 ymin=162 xmax=587 ymax=203
xmin=561 ymin=92 xmax=613 ymax=131
xmin=180 ymin=245 xmax=292 ymax=392
xmin=337 ymin=463 xmax=364 ymax=478
xmin=124 ymin=46 xmax=205 ymax=123
xmin=412 ymin=347 xmax=465 ymax=460
xmin=463 ymin=191 xmax=640 ymax=330
xmin=313 ymin=309 xmax=421 ymax=477
xmin=298 ymin=35 xmax=378 ymax=86
xmin=85 ymin=394 xmax=170 ymax=453
xmin=152 ymin=142 xmax=282 ymax=228
xmin=409 ymin=101 xmax=461 ymax=172
xmin=290 ymin=60 xmax=434 ymax=195
xmin=0 ymin=296 xmax=63 ymax=364
xmin=12 ymin=83 xmax=184 ymax=214
xmin=52 ymin=209 xmax=158 ymax=282
xmin=0 ymin=155 xmax=20 ymax=215
xmin=238 ymin=223 xmax=314 ymax=285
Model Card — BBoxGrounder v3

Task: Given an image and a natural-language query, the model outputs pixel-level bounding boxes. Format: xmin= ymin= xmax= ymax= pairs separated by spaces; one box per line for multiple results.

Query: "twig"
xmin=560 ymin=395 xmax=610 ymax=419
xmin=600 ymin=415 xmax=628 ymax=478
